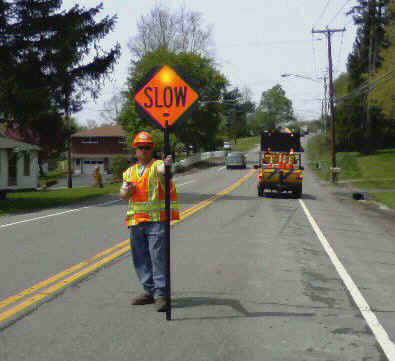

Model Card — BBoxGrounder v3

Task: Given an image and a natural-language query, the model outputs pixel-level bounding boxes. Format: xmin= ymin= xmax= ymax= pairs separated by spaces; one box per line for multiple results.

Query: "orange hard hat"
xmin=133 ymin=131 xmax=154 ymax=148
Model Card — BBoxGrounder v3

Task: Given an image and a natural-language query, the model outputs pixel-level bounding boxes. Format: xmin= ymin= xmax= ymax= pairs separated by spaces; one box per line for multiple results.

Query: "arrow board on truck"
xmin=134 ymin=65 xmax=199 ymax=130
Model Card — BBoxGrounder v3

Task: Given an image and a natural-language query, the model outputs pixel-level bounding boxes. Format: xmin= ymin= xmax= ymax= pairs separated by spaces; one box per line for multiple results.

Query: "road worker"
xmin=120 ymin=131 xmax=179 ymax=312
xmin=93 ymin=166 xmax=103 ymax=188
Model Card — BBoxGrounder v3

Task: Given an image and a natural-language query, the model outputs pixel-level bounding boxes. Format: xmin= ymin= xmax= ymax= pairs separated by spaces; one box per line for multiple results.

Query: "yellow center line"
xmin=0 ymin=205 xmax=202 ymax=312
xmin=0 ymin=169 xmax=256 ymax=326
xmin=0 ymin=240 xmax=129 ymax=311
xmin=0 ymin=246 xmax=131 ymax=324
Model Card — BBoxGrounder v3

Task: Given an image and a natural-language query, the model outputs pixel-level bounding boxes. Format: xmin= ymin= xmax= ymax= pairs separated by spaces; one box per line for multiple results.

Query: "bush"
xmin=175 ymin=142 xmax=185 ymax=155
xmin=112 ymin=156 xmax=133 ymax=182
xmin=46 ymin=180 xmax=58 ymax=188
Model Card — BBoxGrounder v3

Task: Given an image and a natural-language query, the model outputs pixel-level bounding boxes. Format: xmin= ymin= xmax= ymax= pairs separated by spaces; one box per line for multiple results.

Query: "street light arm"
xmin=281 ymin=73 xmax=322 ymax=83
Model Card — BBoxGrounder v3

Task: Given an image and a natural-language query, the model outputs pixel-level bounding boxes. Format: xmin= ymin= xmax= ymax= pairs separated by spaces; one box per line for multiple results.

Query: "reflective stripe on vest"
xmin=123 ymin=160 xmax=179 ymax=226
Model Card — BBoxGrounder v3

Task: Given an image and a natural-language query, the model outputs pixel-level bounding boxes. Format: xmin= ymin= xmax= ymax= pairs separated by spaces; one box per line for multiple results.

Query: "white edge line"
xmin=177 ymin=180 xmax=196 ymax=187
xmin=0 ymin=200 xmax=119 ymax=229
xmin=299 ymin=199 xmax=395 ymax=360
xmin=0 ymin=181 xmax=196 ymax=229
xmin=218 ymin=166 xmax=226 ymax=171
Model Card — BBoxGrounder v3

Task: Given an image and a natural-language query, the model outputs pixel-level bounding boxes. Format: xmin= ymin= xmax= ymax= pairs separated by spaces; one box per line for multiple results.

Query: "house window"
xmin=8 ymin=150 xmax=17 ymax=186
xmin=24 ymin=152 xmax=31 ymax=176
xmin=81 ymin=137 xmax=99 ymax=144
xmin=118 ymin=137 xmax=126 ymax=144
xmin=76 ymin=159 xmax=81 ymax=165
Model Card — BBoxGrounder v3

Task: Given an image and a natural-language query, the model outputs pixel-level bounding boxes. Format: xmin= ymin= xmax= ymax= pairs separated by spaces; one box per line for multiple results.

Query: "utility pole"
xmin=321 ymin=99 xmax=325 ymax=134
xmin=323 ymin=75 xmax=328 ymax=135
xmin=66 ymin=99 xmax=73 ymax=189
xmin=366 ymin=0 xmax=377 ymax=154
xmin=312 ymin=27 xmax=346 ymax=183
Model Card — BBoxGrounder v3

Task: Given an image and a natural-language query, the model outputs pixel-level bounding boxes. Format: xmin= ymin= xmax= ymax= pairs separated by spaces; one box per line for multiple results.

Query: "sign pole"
xmin=164 ymin=120 xmax=172 ymax=321
xmin=133 ymin=65 xmax=200 ymax=321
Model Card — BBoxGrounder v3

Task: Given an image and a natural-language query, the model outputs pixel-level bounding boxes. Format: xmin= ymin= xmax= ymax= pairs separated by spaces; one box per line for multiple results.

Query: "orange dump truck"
xmin=255 ymin=130 xmax=304 ymax=198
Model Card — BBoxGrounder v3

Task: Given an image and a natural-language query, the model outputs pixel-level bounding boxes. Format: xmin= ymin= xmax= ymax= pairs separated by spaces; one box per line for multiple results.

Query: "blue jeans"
xmin=130 ymin=222 xmax=166 ymax=298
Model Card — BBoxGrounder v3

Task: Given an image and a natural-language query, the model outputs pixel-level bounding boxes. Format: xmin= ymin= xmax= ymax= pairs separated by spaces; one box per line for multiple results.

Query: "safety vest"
xmin=123 ymin=159 xmax=179 ymax=226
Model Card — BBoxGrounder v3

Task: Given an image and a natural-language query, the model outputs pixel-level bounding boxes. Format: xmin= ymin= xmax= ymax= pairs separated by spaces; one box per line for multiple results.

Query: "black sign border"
xmin=133 ymin=65 xmax=200 ymax=131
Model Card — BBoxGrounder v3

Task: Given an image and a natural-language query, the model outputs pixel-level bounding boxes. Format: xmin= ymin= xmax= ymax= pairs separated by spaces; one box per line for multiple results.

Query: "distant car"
xmin=183 ymin=144 xmax=195 ymax=153
xmin=223 ymin=141 xmax=232 ymax=150
xmin=226 ymin=152 xmax=247 ymax=169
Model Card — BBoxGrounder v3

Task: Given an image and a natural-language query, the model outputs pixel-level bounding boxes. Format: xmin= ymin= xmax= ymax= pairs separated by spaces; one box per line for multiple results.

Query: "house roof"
xmin=0 ymin=133 xmax=40 ymax=150
xmin=4 ymin=128 xmax=40 ymax=146
xmin=72 ymin=125 xmax=127 ymax=138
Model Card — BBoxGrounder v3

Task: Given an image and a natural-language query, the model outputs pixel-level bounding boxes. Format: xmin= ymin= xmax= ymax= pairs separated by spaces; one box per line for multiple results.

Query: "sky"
xmin=62 ymin=0 xmax=359 ymax=125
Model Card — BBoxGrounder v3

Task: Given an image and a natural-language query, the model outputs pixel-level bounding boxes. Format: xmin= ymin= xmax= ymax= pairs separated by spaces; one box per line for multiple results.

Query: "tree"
xmin=369 ymin=1 xmax=395 ymax=118
xmin=255 ymin=84 xmax=295 ymax=130
xmin=333 ymin=0 xmax=394 ymax=152
xmin=222 ymin=87 xmax=255 ymax=142
xmin=100 ymin=93 xmax=126 ymax=124
xmin=128 ymin=4 xmax=213 ymax=61
xmin=119 ymin=47 xmax=228 ymax=153
xmin=249 ymin=111 xmax=274 ymax=133
xmin=0 ymin=1 xmax=121 ymax=187
xmin=44 ymin=3 xmax=121 ymax=187
xmin=347 ymin=0 xmax=391 ymax=88
xmin=0 ymin=0 xmax=70 ymax=162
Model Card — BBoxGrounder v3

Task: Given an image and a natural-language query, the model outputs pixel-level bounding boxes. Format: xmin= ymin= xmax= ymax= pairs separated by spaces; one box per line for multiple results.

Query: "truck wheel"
xmin=293 ymin=184 xmax=302 ymax=198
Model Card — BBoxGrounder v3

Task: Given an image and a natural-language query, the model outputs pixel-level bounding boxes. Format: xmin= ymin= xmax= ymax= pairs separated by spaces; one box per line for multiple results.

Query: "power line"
xmin=313 ymin=0 xmax=332 ymax=28
xmin=327 ymin=0 xmax=353 ymax=26
xmin=312 ymin=33 xmax=319 ymax=77
xmin=335 ymin=71 xmax=394 ymax=103
xmin=335 ymin=31 xmax=345 ymax=74
xmin=219 ymin=39 xmax=314 ymax=48
xmin=368 ymin=72 xmax=394 ymax=93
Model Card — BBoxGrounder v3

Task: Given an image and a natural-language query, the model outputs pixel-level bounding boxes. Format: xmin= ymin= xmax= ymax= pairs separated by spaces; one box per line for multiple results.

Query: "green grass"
xmin=230 ymin=136 xmax=260 ymax=152
xmin=354 ymin=149 xmax=395 ymax=189
xmin=39 ymin=169 xmax=67 ymax=186
xmin=307 ymin=135 xmax=395 ymax=208
xmin=371 ymin=192 xmax=395 ymax=209
xmin=306 ymin=135 xmax=332 ymax=179
xmin=0 ymin=183 xmax=121 ymax=217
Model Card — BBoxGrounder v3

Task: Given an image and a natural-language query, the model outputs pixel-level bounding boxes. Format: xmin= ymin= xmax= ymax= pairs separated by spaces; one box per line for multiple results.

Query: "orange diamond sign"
xmin=134 ymin=65 xmax=199 ymax=129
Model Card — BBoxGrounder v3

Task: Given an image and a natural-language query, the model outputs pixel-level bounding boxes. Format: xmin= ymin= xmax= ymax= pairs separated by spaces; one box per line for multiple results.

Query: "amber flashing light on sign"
xmin=134 ymin=65 xmax=199 ymax=129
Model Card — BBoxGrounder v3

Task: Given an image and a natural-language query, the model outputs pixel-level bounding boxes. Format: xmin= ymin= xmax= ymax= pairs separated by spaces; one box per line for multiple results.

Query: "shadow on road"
xmin=261 ymin=192 xmax=316 ymax=200
xmin=302 ymin=194 xmax=316 ymax=200
xmin=178 ymin=192 xmax=257 ymax=204
xmin=172 ymin=296 xmax=316 ymax=321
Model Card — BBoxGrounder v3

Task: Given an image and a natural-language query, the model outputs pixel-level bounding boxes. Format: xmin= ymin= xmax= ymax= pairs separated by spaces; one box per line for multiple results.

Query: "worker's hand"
xmin=120 ymin=181 xmax=135 ymax=199
xmin=164 ymin=155 xmax=173 ymax=166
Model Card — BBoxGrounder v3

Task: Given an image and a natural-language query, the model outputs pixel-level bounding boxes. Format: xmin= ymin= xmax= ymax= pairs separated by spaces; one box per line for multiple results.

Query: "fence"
xmin=173 ymin=151 xmax=226 ymax=171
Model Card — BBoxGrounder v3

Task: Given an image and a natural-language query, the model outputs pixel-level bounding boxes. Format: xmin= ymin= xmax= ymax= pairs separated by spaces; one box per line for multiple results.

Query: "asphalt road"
xmin=1 ymin=140 xmax=395 ymax=361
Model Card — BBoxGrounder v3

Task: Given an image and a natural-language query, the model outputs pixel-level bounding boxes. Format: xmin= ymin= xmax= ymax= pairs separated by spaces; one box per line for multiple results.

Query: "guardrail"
xmin=173 ymin=151 xmax=226 ymax=171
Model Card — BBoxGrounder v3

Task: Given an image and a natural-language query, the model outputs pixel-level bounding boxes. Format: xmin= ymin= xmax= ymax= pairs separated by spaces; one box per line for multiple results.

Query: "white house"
xmin=0 ymin=133 xmax=40 ymax=199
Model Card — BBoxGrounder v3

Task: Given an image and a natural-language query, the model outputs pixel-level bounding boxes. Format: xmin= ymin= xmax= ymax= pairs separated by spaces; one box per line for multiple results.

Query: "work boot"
xmin=155 ymin=297 xmax=170 ymax=312
xmin=131 ymin=293 xmax=154 ymax=305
